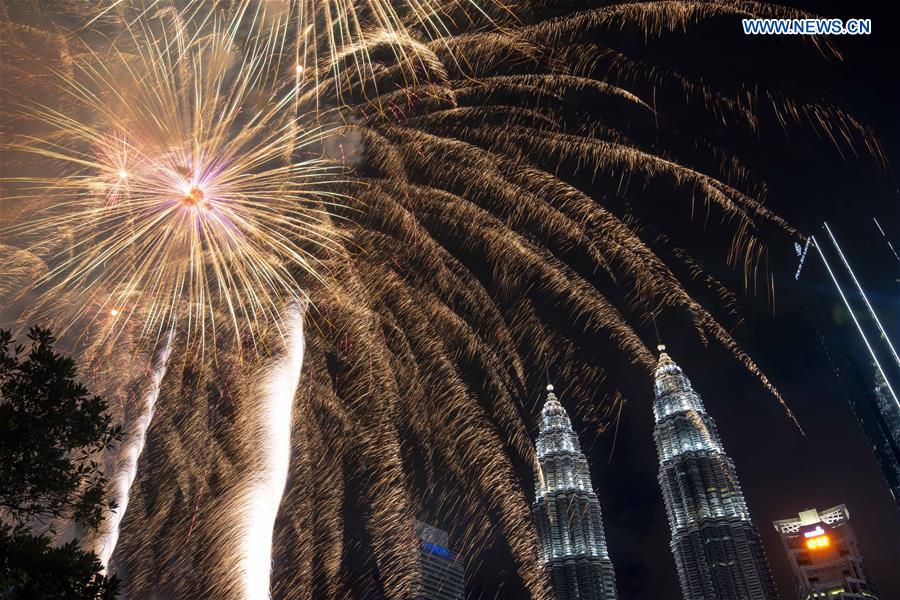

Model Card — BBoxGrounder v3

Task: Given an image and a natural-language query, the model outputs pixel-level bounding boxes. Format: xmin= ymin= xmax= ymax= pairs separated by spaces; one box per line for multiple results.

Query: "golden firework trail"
xmin=220 ymin=301 xmax=307 ymax=600
xmin=2 ymin=11 xmax=342 ymax=593
xmin=89 ymin=327 xmax=174 ymax=569
xmin=88 ymin=0 xmax=514 ymax=106
xmin=2 ymin=4 xmax=343 ymax=349
xmin=0 ymin=1 xmax=884 ymax=599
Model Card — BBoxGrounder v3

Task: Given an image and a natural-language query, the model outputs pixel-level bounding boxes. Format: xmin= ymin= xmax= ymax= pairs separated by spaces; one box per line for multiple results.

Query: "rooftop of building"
xmin=772 ymin=504 xmax=851 ymax=532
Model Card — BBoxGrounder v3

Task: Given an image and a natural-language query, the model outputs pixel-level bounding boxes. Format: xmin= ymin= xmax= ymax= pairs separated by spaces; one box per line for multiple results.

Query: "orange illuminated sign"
xmin=805 ymin=535 xmax=830 ymax=550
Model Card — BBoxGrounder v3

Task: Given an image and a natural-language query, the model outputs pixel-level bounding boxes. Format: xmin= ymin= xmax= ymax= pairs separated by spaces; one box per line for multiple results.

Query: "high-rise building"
xmin=809 ymin=224 xmax=900 ymax=510
xmin=833 ymin=353 xmax=900 ymax=511
xmin=773 ymin=504 xmax=879 ymax=599
xmin=414 ymin=521 xmax=465 ymax=600
xmin=870 ymin=363 xmax=900 ymax=506
xmin=653 ymin=344 xmax=777 ymax=600
xmin=532 ymin=383 xmax=617 ymax=600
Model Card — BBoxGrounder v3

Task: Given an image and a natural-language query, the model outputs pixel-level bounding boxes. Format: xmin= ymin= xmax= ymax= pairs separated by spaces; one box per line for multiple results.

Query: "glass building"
xmin=653 ymin=345 xmax=777 ymax=600
xmin=414 ymin=521 xmax=465 ymax=600
xmin=773 ymin=504 xmax=879 ymax=599
xmin=532 ymin=383 xmax=617 ymax=600
xmin=829 ymin=352 xmax=900 ymax=511
xmin=869 ymin=363 xmax=900 ymax=506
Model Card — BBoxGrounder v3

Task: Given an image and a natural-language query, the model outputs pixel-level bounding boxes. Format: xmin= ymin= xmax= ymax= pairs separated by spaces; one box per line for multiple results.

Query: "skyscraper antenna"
xmin=651 ymin=314 xmax=666 ymax=353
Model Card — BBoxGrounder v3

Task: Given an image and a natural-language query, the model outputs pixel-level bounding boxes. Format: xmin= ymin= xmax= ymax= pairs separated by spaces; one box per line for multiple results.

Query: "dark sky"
xmin=580 ymin=1 xmax=900 ymax=598
xmin=451 ymin=0 xmax=900 ymax=598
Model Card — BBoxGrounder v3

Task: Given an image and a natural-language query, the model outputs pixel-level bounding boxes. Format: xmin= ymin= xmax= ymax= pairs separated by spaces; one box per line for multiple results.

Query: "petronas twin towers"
xmin=532 ymin=345 xmax=777 ymax=600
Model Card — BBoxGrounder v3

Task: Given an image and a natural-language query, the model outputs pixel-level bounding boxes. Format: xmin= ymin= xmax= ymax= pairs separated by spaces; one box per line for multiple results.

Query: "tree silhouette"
xmin=1 ymin=327 xmax=120 ymax=599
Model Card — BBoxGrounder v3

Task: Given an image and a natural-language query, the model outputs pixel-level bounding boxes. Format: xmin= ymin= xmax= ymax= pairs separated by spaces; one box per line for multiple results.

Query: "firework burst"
xmin=2 ymin=7 xmax=342 ymax=348
xmin=89 ymin=0 xmax=516 ymax=105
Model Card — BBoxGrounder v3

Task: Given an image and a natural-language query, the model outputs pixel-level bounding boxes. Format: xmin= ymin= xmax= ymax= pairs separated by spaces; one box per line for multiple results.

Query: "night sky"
xmin=460 ymin=0 xmax=900 ymax=598
xmin=571 ymin=0 xmax=900 ymax=598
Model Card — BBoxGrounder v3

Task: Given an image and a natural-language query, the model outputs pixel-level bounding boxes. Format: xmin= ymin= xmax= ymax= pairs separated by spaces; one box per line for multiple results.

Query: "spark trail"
xmin=92 ymin=329 xmax=174 ymax=568
xmin=2 ymin=7 xmax=341 ymax=349
xmin=229 ymin=303 xmax=306 ymax=599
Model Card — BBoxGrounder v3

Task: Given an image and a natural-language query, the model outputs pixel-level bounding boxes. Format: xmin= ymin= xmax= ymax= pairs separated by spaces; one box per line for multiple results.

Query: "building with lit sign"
xmin=773 ymin=504 xmax=879 ymax=599
xmin=653 ymin=345 xmax=777 ymax=599
xmin=532 ymin=383 xmax=618 ymax=600
xmin=414 ymin=520 xmax=465 ymax=600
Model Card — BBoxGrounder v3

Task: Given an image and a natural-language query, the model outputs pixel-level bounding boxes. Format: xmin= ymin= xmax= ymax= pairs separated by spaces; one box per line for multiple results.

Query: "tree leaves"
xmin=0 ymin=327 xmax=121 ymax=598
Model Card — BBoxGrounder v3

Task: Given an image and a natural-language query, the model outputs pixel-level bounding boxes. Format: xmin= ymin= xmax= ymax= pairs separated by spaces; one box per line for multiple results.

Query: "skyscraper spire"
xmin=653 ymin=345 xmax=777 ymax=600
xmin=532 ymin=382 xmax=617 ymax=600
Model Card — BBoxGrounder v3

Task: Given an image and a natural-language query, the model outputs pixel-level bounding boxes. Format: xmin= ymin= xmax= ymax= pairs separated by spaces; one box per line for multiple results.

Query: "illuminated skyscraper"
xmin=414 ymin=520 xmax=465 ymax=600
xmin=773 ymin=504 xmax=879 ymax=599
xmin=869 ymin=364 xmax=900 ymax=505
xmin=811 ymin=223 xmax=900 ymax=510
xmin=653 ymin=345 xmax=777 ymax=600
xmin=532 ymin=383 xmax=617 ymax=600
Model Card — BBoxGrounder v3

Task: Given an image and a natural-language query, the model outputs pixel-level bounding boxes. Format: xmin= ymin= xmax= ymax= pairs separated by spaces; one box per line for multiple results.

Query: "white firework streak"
xmin=94 ymin=331 xmax=174 ymax=568
xmin=235 ymin=302 xmax=306 ymax=599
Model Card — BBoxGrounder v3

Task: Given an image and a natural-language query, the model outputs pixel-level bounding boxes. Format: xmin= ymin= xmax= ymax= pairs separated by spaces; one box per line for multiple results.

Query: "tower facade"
xmin=773 ymin=504 xmax=879 ymax=600
xmin=869 ymin=364 xmax=900 ymax=506
xmin=414 ymin=520 xmax=465 ymax=600
xmin=532 ymin=384 xmax=617 ymax=600
xmin=653 ymin=345 xmax=777 ymax=600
